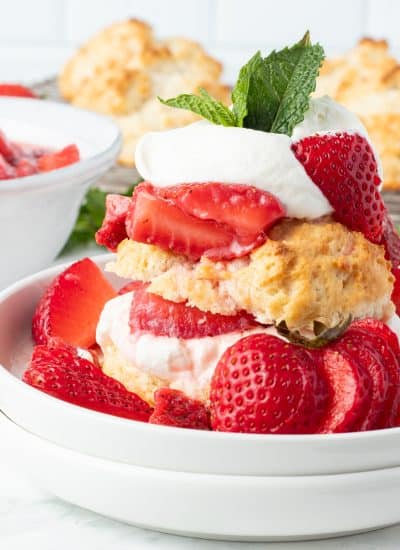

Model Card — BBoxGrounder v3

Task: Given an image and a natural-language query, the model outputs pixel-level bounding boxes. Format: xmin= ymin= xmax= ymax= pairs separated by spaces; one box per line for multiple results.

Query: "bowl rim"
xmin=0 ymin=97 xmax=122 ymax=192
xmin=1 ymin=253 xmax=400 ymax=445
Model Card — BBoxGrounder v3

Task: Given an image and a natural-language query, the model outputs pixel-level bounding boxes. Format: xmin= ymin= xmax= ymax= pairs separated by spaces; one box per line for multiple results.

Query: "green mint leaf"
xmin=158 ymin=88 xmax=236 ymax=127
xmin=246 ymin=31 xmax=324 ymax=135
xmin=60 ymin=180 xmax=141 ymax=256
xmin=231 ymin=51 xmax=263 ymax=127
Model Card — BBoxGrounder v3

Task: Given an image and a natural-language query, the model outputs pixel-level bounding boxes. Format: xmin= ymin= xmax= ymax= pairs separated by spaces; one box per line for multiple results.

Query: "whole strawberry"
xmin=24 ymin=341 xmax=152 ymax=422
xmin=210 ymin=334 xmax=328 ymax=434
xmin=292 ymin=132 xmax=385 ymax=244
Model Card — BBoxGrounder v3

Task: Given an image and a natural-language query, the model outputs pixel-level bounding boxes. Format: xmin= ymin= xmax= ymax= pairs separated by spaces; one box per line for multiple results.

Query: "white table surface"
xmin=2 ymin=254 xmax=400 ymax=550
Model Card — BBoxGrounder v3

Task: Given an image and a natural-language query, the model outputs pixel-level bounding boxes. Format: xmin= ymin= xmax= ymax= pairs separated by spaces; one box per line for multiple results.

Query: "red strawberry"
xmin=95 ymin=194 xmax=131 ymax=251
xmin=38 ymin=144 xmax=80 ymax=172
xmin=351 ymin=318 xmax=400 ymax=357
xmin=118 ymin=280 xmax=144 ymax=295
xmin=0 ymin=130 xmax=15 ymax=162
xmin=24 ymin=341 xmax=152 ymax=421
xmin=349 ymin=319 xmax=400 ymax=428
xmin=130 ymin=281 xmax=257 ymax=338
xmin=149 ymin=388 xmax=210 ymax=430
xmin=381 ymin=212 xmax=400 ymax=269
xmin=14 ymin=158 xmax=38 ymax=177
xmin=210 ymin=334 xmax=329 ymax=434
xmin=335 ymin=332 xmax=389 ymax=430
xmin=126 ymin=182 xmax=236 ymax=260
xmin=126 ymin=182 xmax=285 ymax=261
xmin=292 ymin=133 xmax=385 ymax=244
xmin=0 ymin=83 xmax=37 ymax=98
xmin=317 ymin=348 xmax=372 ymax=433
xmin=391 ymin=266 xmax=400 ymax=315
xmin=32 ymin=258 xmax=117 ymax=348
xmin=156 ymin=182 xmax=285 ymax=241
xmin=0 ymin=155 xmax=15 ymax=179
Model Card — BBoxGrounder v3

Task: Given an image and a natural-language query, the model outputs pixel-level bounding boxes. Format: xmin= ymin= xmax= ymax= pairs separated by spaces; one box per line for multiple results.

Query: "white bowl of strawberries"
xmin=0 ymin=95 xmax=121 ymax=288
xmin=1 ymin=255 xmax=400 ymax=540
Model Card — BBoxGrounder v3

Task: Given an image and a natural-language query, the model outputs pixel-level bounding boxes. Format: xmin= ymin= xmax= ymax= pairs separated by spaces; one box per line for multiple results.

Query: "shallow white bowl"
xmin=0 ymin=97 xmax=121 ymax=288
xmin=2 ymin=411 xmax=400 ymax=541
xmin=2 ymin=256 xmax=400 ymax=479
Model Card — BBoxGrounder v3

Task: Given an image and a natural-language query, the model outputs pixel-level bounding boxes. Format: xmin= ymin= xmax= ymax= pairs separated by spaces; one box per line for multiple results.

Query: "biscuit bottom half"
xmin=107 ymin=217 xmax=395 ymax=333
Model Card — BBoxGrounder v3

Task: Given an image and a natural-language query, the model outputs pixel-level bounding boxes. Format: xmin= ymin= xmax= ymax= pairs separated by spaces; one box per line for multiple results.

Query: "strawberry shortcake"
xmin=25 ymin=33 xmax=400 ymax=434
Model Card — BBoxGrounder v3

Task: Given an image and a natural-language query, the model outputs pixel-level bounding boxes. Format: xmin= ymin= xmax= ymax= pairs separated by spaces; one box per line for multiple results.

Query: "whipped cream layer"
xmin=136 ymin=96 xmax=381 ymax=219
xmin=96 ymin=292 xmax=277 ymax=398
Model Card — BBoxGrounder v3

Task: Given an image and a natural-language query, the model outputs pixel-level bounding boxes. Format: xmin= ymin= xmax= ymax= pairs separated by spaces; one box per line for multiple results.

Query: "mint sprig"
xmin=158 ymin=32 xmax=325 ymax=137
xmin=158 ymin=88 xmax=236 ymax=127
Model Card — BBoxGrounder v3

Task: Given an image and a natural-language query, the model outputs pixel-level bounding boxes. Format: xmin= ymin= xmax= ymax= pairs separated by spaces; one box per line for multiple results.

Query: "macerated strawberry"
xmin=125 ymin=182 xmax=284 ymax=261
xmin=317 ymin=348 xmax=372 ymax=433
xmin=335 ymin=332 xmax=389 ymax=430
xmin=210 ymin=334 xmax=328 ymax=434
xmin=292 ymin=133 xmax=385 ymax=244
xmin=32 ymin=258 xmax=117 ymax=348
xmin=0 ymin=83 xmax=37 ymax=98
xmin=126 ymin=182 xmax=237 ymax=260
xmin=37 ymin=144 xmax=80 ymax=172
xmin=0 ymin=155 xmax=15 ymax=179
xmin=95 ymin=194 xmax=131 ymax=251
xmin=0 ymin=130 xmax=15 ymax=162
xmin=129 ymin=281 xmax=257 ymax=338
xmin=156 ymin=182 xmax=285 ymax=240
xmin=149 ymin=388 xmax=210 ymax=430
xmin=24 ymin=341 xmax=152 ymax=421
xmin=14 ymin=158 xmax=38 ymax=177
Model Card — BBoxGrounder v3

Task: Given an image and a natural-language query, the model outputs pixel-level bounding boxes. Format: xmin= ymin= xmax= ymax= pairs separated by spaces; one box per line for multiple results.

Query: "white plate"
xmin=1 ymin=411 xmax=400 ymax=541
xmin=2 ymin=256 xmax=400 ymax=477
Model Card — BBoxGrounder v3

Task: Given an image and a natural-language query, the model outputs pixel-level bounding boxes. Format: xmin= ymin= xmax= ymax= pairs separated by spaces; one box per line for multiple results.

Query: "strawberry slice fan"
xmin=24 ymin=32 xmax=400 ymax=435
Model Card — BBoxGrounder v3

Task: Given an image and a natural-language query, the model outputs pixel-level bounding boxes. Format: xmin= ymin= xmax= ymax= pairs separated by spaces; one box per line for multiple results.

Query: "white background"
xmin=1 ymin=0 xmax=400 ymax=84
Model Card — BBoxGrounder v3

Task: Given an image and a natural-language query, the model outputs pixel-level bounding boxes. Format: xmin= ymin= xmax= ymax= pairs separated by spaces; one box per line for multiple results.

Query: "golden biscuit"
xmin=59 ymin=19 xmax=230 ymax=166
xmin=107 ymin=218 xmax=394 ymax=332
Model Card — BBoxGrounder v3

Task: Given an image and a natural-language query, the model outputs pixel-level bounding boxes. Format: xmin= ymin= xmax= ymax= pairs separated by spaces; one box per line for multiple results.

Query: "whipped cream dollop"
xmin=96 ymin=292 xmax=277 ymax=398
xmin=136 ymin=96 xmax=381 ymax=219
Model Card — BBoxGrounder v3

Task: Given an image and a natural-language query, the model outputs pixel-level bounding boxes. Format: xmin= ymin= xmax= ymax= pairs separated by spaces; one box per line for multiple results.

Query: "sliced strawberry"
xmin=130 ymin=281 xmax=257 ymax=338
xmin=0 ymin=155 xmax=15 ymax=179
xmin=381 ymin=212 xmax=400 ymax=269
xmin=32 ymin=258 xmax=117 ymax=348
xmin=149 ymin=388 xmax=210 ymax=430
xmin=14 ymin=158 xmax=38 ymax=177
xmin=118 ymin=280 xmax=144 ymax=295
xmin=0 ymin=83 xmax=37 ymax=98
xmin=126 ymin=182 xmax=285 ymax=261
xmin=391 ymin=266 xmax=400 ymax=315
xmin=95 ymin=194 xmax=131 ymax=251
xmin=292 ymin=133 xmax=385 ymax=244
xmin=126 ymin=182 xmax=237 ymax=260
xmin=351 ymin=318 xmax=400 ymax=357
xmin=156 ymin=182 xmax=285 ymax=240
xmin=335 ymin=332 xmax=389 ymax=430
xmin=37 ymin=144 xmax=80 ymax=172
xmin=24 ymin=341 xmax=152 ymax=421
xmin=317 ymin=348 xmax=372 ymax=433
xmin=210 ymin=334 xmax=329 ymax=434
xmin=0 ymin=130 xmax=15 ymax=162
xmin=349 ymin=319 xmax=400 ymax=428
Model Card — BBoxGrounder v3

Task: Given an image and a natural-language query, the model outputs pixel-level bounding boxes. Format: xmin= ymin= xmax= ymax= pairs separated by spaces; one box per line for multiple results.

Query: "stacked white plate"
xmin=1 ymin=256 xmax=400 ymax=541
